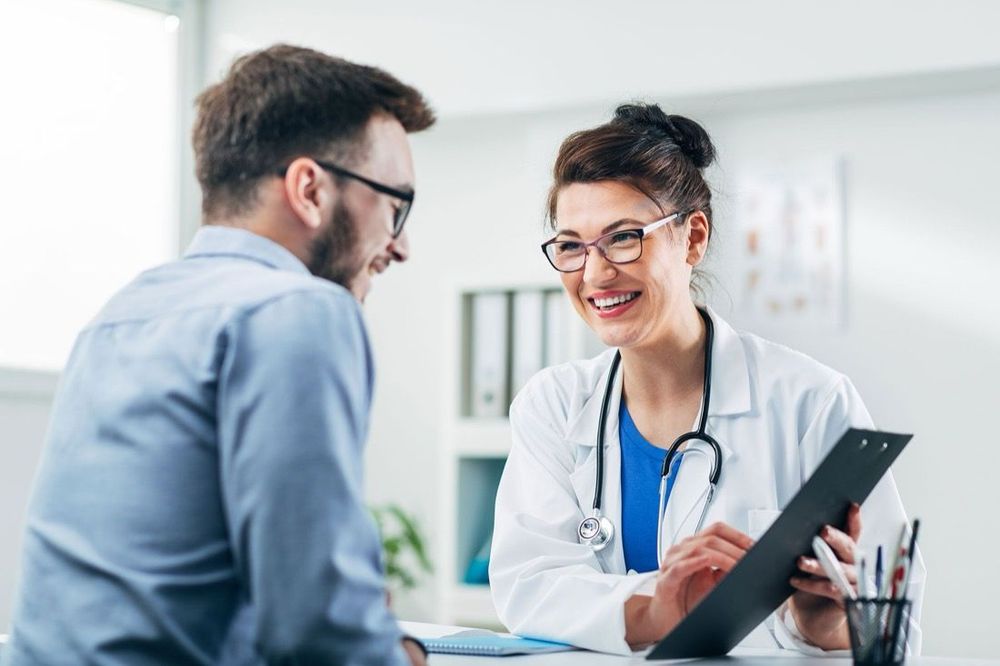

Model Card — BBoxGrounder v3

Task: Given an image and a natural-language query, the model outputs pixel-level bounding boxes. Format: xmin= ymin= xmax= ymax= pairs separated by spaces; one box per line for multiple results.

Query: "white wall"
xmin=204 ymin=0 xmax=1000 ymax=117
xmin=0 ymin=371 xmax=57 ymax=631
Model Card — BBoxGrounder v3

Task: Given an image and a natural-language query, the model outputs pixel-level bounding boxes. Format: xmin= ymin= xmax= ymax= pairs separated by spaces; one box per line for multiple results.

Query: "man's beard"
xmin=307 ymin=199 xmax=361 ymax=289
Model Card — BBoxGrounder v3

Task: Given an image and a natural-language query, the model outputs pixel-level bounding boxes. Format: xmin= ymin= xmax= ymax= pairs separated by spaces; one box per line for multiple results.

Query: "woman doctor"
xmin=489 ymin=104 xmax=924 ymax=655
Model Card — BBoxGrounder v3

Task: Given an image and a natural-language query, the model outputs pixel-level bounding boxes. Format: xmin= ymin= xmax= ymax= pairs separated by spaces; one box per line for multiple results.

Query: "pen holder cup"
xmin=845 ymin=598 xmax=912 ymax=666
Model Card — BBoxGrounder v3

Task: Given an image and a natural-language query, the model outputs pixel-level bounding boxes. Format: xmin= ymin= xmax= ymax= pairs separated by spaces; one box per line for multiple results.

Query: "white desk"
xmin=430 ymin=652 xmax=999 ymax=665
xmin=402 ymin=622 xmax=1000 ymax=665
xmin=2 ymin=627 xmax=994 ymax=664
xmin=430 ymin=657 xmax=998 ymax=665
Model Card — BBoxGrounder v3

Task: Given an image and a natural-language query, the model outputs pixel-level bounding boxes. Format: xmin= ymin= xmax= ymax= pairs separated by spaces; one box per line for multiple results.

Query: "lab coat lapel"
xmin=564 ymin=349 xmax=619 ymax=450
xmin=703 ymin=307 xmax=753 ymax=417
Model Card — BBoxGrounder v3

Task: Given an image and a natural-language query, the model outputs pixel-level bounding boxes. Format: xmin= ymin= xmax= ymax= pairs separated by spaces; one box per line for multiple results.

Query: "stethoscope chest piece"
xmin=578 ymin=514 xmax=615 ymax=551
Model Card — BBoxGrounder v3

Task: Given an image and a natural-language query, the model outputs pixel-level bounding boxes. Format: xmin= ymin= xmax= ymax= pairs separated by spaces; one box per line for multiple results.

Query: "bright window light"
xmin=0 ymin=0 xmax=180 ymax=371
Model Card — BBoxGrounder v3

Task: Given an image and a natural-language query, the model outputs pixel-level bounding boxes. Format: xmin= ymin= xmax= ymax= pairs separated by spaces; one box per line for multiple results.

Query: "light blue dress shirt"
xmin=2 ymin=227 xmax=409 ymax=665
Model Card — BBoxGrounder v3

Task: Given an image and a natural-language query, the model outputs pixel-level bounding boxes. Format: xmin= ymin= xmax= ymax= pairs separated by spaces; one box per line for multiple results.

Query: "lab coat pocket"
xmin=747 ymin=509 xmax=781 ymax=540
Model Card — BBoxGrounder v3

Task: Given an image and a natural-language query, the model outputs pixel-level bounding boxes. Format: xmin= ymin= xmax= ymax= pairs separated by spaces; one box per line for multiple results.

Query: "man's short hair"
xmin=193 ymin=44 xmax=435 ymax=220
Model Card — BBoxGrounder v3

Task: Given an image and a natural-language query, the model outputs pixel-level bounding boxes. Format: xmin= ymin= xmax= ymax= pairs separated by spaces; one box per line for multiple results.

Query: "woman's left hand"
xmin=787 ymin=502 xmax=861 ymax=650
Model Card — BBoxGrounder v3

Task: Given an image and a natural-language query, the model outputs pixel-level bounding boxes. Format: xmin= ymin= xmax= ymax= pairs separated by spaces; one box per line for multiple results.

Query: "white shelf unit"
xmin=453 ymin=418 xmax=512 ymax=458
xmin=436 ymin=282 xmax=604 ymax=629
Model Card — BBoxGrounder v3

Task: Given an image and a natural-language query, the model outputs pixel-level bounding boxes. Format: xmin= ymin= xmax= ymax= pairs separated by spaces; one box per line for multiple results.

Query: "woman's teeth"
xmin=592 ymin=292 xmax=638 ymax=310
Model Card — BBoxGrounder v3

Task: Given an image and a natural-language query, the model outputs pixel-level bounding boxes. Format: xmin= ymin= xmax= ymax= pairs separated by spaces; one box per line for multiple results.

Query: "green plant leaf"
xmin=387 ymin=504 xmax=433 ymax=573
xmin=369 ymin=502 xmax=434 ymax=590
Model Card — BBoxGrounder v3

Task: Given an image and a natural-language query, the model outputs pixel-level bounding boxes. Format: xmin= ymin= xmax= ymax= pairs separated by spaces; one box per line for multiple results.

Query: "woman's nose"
xmin=582 ymin=246 xmax=616 ymax=283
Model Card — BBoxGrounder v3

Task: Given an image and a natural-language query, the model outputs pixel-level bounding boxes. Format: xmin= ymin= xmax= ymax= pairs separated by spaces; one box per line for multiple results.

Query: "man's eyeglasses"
xmin=540 ymin=210 xmax=691 ymax=273
xmin=277 ymin=159 xmax=414 ymax=238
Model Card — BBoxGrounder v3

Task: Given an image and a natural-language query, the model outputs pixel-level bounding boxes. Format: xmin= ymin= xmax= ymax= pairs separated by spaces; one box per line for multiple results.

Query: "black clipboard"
xmin=647 ymin=427 xmax=912 ymax=660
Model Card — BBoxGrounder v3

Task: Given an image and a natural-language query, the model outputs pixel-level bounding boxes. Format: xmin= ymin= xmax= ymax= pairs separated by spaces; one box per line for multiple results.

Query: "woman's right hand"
xmin=625 ymin=522 xmax=754 ymax=648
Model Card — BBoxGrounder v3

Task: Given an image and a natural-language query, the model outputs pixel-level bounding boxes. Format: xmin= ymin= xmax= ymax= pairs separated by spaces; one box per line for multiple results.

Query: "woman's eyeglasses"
xmin=540 ymin=210 xmax=690 ymax=273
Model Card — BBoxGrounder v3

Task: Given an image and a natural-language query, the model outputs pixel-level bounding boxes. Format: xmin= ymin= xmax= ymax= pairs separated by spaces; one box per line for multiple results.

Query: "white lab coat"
xmin=489 ymin=308 xmax=924 ymax=656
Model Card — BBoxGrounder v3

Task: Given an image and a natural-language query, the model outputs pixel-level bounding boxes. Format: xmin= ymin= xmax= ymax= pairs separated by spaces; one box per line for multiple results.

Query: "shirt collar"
xmin=703 ymin=306 xmax=753 ymax=417
xmin=183 ymin=225 xmax=310 ymax=276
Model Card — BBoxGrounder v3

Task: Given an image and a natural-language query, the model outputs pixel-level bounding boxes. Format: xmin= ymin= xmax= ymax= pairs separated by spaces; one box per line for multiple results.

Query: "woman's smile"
xmin=587 ymin=290 xmax=642 ymax=318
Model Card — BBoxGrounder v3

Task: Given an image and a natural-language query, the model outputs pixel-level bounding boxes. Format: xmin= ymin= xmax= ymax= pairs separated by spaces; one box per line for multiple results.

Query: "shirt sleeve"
xmin=216 ymin=288 xmax=408 ymax=665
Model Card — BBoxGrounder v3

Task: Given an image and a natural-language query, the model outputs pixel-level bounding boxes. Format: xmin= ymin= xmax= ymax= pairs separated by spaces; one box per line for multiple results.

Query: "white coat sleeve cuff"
xmin=773 ymin=602 xmax=851 ymax=656
xmin=629 ymin=570 xmax=659 ymax=598
xmin=607 ymin=571 xmax=660 ymax=655
xmin=496 ymin=567 xmax=659 ymax=657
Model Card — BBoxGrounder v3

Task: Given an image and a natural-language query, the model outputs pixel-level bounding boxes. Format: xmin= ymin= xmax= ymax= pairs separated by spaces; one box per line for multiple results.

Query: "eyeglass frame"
xmin=540 ymin=210 xmax=692 ymax=273
xmin=276 ymin=159 xmax=414 ymax=238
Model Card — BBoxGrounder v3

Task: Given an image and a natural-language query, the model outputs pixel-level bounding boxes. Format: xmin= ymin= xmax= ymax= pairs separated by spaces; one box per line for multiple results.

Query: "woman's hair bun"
xmin=612 ymin=102 xmax=716 ymax=169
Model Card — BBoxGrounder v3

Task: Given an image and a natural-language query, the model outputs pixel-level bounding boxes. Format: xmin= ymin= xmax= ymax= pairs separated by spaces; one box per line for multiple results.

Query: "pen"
xmin=890 ymin=521 xmax=913 ymax=600
xmin=884 ymin=522 xmax=910 ymax=598
xmin=874 ymin=545 xmax=883 ymax=596
xmin=899 ymin=519 xmax=921 ymax=597
xmin=858 ymin=552 xmax=870 ymax=598
xmin=886 ymin=518 xmax=921 ymax=659
xmin=812 ymin=535 xmax=857 ymax=600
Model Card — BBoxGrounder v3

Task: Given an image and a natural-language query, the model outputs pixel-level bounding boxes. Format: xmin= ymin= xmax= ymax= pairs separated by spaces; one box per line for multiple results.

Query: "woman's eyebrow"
xmin=554 ymin=218 xmax=643 ymax=238
xmin=599 ymin=219 xmax=643 ymax=234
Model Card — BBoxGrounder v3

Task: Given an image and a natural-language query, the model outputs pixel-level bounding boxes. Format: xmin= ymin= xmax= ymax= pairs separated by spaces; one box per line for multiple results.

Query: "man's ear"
xmin=686 ymin=211 xmax=711 ymax=267
xmin=282 ymin=158 xmax=334 ymax=231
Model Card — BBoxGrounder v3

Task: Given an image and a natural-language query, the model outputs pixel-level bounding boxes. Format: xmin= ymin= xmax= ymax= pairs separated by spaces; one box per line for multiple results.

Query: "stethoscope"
xmin=576 ymin=307 xmax=723 ymax=568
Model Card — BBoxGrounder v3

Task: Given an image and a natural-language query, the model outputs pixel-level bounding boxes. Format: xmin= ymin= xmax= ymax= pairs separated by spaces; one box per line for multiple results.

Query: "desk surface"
xmin=430 ymin=652 xmax=999 ymax=665
xmin=2 ymin=628 xmax=994 ymax=664
xmin=402 ymin=622 xmax=999 ymax=665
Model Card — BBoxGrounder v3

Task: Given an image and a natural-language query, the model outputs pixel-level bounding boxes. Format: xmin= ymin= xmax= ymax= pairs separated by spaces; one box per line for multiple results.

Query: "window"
xmin=0 ymin=0 xmax=189 ymax=371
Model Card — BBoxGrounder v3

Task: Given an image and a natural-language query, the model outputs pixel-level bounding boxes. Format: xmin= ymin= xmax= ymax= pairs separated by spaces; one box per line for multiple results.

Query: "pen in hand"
xmin=811 ymin=535 xmax=856 ymax=601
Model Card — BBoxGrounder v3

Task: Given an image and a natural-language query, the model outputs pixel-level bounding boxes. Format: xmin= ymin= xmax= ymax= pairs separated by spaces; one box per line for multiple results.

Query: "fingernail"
xmin=822 ymin=526 xmax=831 ymax=538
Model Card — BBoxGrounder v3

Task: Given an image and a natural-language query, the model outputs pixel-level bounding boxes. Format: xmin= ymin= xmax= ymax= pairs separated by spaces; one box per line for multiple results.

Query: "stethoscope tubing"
xmin=584 ymin=306 xmax=723 ymax=559
xmin=593 ymin=351 xmax=621 ymax=512
xmin=657 ymin=457 xmax=717 ymax=568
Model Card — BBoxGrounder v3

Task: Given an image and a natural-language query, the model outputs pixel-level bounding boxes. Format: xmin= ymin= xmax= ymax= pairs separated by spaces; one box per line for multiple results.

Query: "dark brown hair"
xmin=193 ymin=44 xmax=435 ymax=219
xmin=547 ymin=102 xmax=715 ymax=227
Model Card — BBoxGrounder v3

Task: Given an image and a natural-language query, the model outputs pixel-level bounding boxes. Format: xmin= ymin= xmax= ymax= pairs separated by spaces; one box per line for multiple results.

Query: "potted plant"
xmin=371 ymin=503 xmax=433 ymax=604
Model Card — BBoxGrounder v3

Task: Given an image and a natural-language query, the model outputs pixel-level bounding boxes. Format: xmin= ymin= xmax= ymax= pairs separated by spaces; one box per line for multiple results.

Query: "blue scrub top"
xmin=619 ymin=403 xmax=684 ymax=573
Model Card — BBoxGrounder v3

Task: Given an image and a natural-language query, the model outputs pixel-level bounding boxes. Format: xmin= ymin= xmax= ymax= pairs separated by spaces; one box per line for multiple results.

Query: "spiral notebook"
xmin=423 ymin=633 xmax=573 ymax=656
